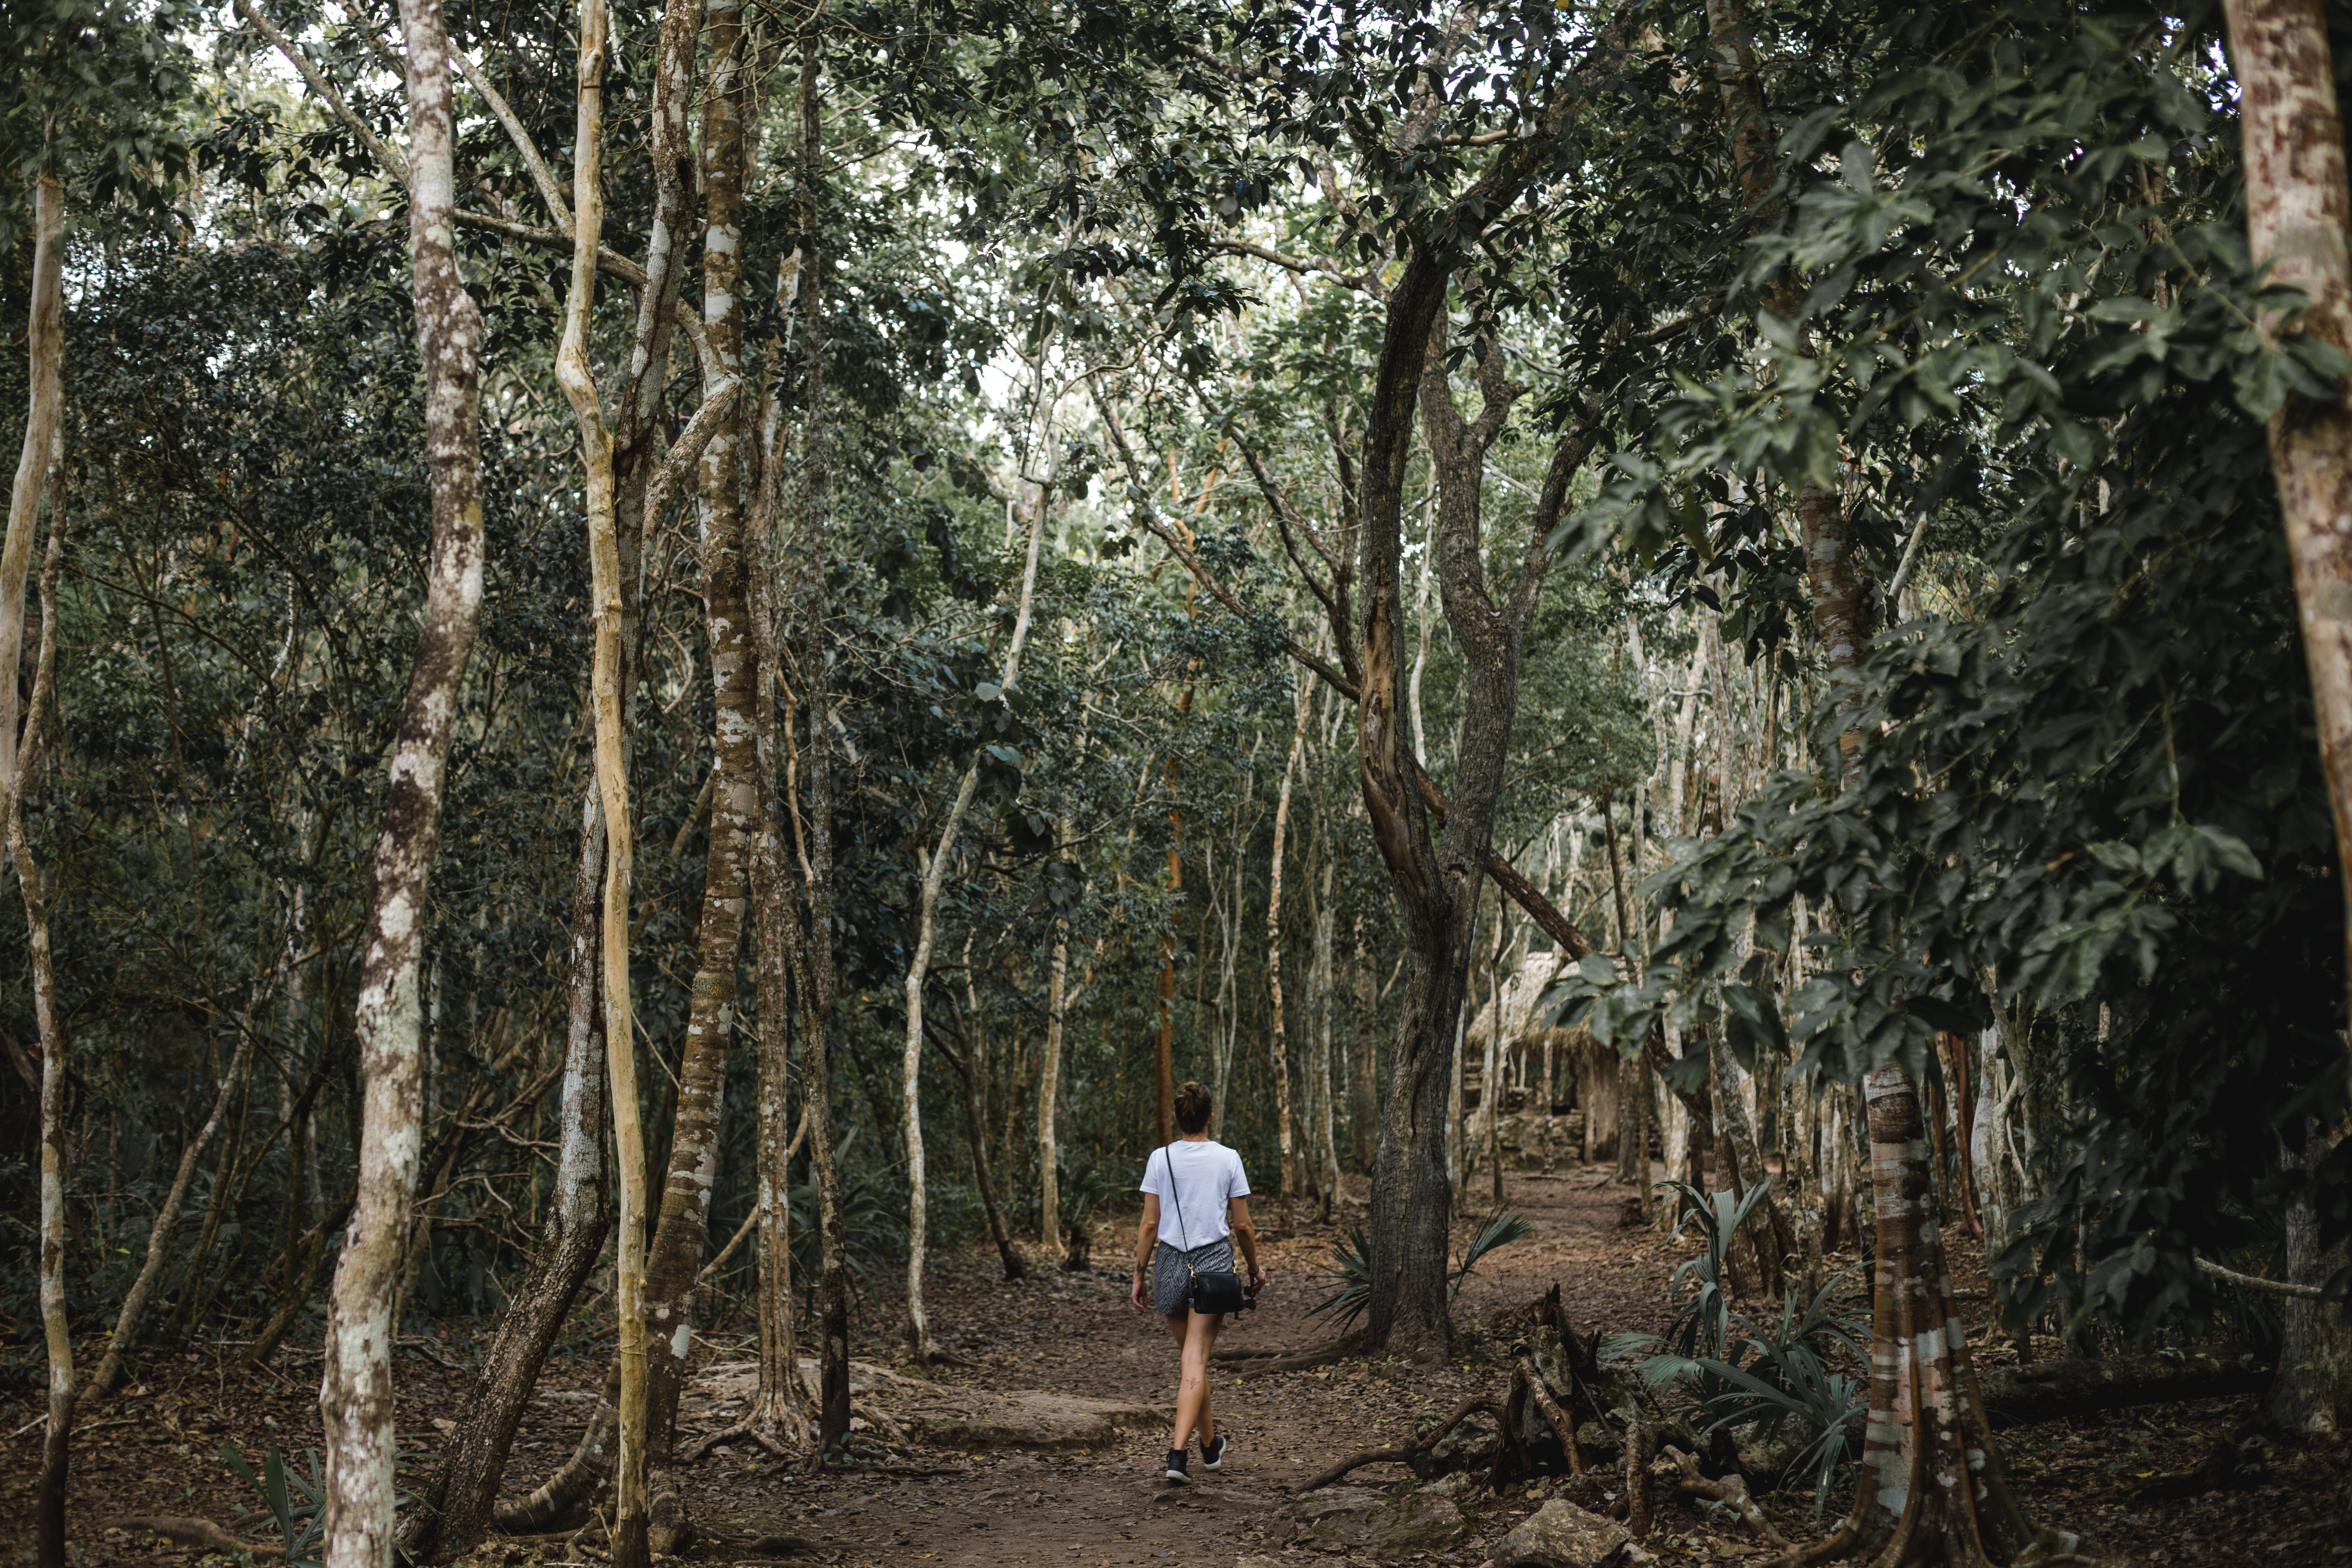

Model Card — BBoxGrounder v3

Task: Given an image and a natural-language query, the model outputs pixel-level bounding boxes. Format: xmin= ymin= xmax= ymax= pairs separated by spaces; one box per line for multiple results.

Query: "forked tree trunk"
xmin=637 ymin=11 xmax=755 ymax=1546
xmin=2223 ymin=0 xmax=2352 ymax=1090
xmin=403 ymin=788 xmax=611 ymax=1561
xmin=477 ymin=0 xmax=695 ymax=1539
xmin=319 ymin=0 xmax=489 ymax=1558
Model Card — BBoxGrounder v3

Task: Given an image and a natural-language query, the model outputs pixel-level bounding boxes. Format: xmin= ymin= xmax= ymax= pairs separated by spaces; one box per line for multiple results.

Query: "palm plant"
xmin=221 ymin=1443 xmax=327 ymax=1566
xmin=1308 ymin=1209 xmax=1533 ymax=1329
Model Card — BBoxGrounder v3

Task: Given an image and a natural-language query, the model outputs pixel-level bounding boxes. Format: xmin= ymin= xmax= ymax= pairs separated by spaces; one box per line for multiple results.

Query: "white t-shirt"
xmin=1139 ymin=1139 xmax=1251 ymax=1251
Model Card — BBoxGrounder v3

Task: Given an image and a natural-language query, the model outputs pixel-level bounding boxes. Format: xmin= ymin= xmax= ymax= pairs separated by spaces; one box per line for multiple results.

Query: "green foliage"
xmin=1308 ymin=1209 xmax=1531 ymax=1330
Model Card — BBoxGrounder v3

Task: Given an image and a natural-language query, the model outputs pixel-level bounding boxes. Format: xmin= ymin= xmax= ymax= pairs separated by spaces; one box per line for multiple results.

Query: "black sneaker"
xmin=1163 ymin=1448 xmax=1191 ymax=1485
xmin=1200 ymin=1433 xmax=1228 ymax=1472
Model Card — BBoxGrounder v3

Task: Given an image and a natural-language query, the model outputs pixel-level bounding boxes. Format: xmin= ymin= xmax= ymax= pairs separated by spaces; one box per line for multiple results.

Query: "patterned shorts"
xmin=1152 ymin=1238 xmax=1236 ymax=1316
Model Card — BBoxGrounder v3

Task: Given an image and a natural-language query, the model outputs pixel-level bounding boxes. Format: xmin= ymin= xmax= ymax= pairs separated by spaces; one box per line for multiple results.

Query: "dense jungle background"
xmin=2 ymin=0 xmax=2350 ymax=1565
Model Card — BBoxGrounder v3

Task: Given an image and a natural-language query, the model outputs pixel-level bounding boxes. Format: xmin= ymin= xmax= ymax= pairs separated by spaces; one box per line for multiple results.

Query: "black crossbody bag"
xmin=1159 ymin=1145 xmax=1251 ymax=1316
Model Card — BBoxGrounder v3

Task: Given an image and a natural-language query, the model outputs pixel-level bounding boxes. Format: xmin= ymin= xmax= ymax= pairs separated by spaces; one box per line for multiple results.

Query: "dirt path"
xmin=8 ymin=1164 xmax=2348 ymax=1565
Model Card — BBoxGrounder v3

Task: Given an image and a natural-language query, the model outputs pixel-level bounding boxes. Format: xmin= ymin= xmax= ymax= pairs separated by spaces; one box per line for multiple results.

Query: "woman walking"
xmin=1130 ymin=1080 xmax=1267 ymax=1484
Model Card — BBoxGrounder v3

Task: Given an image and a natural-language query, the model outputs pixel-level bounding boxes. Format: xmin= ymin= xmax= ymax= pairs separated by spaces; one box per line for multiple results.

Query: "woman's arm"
xmin=1229 ymin=1196 xmax=1268 ymax=1292
xmin=1129 ymin=1193 xmax=1161 ymax=1312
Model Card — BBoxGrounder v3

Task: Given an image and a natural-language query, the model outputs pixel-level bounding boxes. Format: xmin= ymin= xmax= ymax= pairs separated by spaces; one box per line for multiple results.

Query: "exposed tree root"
xmin=1666 ymin=1444 xmax=1784 ymax=1546
xmin=1292 ymin=1393 xmax=1503 ymax=1494
xmin=680 ymin=1419 xmax=798 ymax=1463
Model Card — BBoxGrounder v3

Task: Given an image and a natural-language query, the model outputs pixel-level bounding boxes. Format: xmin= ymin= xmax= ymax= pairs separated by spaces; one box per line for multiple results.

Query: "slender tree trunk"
xmin=746 ymin=283 xmax=814 ymax=1453
xmin=1040 ymin=922 xmax=1070 ymax=1252
xmin=791 ymin=16 xmax=854 ymax=1458
xmin=499 ymin=0 xmax=707 ymax=1523
xmin=1312 ymin=866 xmax=1343 ymax=1216
xmin=548 ymin=1 xmax=652 ymax=1559
xmin=900 ymin=400 xmax=1051 ymax=1358
xmin=1268 ymin=675 xmax=1312 ymax=1211
xmin=2222 ymin=0 xmax=2352 ymax=1085
xmin=92 ymin=1027 xmax=252 ymax=1399
xmin=633 ymin=16 xmax=757 ymax=1548
xmin=19 ymin=517 xmax=68 ymax=1568
xmin=1 ymin=169 xmax=63 ymax=811
xmin=937 ymin=1022 xmax=1027 ymax=1280
xmin=316 ymin=0 xmax=489 ymax=1558
xmin=1351 ymin=914 xmax=1376 ymax=1172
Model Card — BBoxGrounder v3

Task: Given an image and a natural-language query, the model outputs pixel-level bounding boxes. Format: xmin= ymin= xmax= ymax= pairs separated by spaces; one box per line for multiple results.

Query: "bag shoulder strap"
xmin=1161 ymin=1144 xmax=1191 ymax=1252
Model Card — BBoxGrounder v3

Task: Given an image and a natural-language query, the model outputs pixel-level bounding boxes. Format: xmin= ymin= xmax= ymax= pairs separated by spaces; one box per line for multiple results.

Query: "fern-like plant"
xmin=1306 ymin=1209 xmax=1532 ymax=1328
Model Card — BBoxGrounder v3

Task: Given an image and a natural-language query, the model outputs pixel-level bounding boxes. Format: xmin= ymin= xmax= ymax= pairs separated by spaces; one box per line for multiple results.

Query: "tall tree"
xmin=318 ymin=0 xmax=490 ymax=1560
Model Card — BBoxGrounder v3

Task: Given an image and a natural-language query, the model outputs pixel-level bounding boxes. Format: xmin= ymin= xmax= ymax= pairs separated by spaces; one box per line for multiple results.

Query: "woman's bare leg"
xmin=1167 ymin=1309 xmax=1221 ymax=1450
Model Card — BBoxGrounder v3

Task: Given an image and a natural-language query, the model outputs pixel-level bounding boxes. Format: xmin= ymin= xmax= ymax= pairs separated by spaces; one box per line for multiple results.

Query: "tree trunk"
xmin=2222 ymin=0 xmax=2352 ymax=1085
xmin=1784 ymin=1068 xmax=2071 ymax=1567
xmin=549 ymin=0 xmax=651 ymax=1559
xmin=744 ymin=283 xmax=815 ymax=1455
xmin=1351 ymin=914 xmax=1376 ymax=1172
xmin=400 ymin=788 xmax=612 ymax=1561
xmin=636 ymin=11 xmax=754 ymax=1545
xmin=2267 ymin=1117 xmax=2352 ymax=1434
xmin=1040 ymin=922 xmax=1069 ymax=1252
xmin=791 ymin=18 xmax=854 ymax=1458
xmin=1 ymin=169 xmax=63 ymax=812
xmin=92 ymin=1026 xmax=253 ymax=1399
xmin=1312 ymin=866 xmax=1343 ymax=1216
xmin=18 ymin=516 xmax=67 ymax=1568
xmin=318 ymin=1 xmax=489 ymax=1559
xmin=935 ymin=1020 xmax=1027 ymax=1280
xmin=1268 ymin=675 xmax=1311 ymax=1210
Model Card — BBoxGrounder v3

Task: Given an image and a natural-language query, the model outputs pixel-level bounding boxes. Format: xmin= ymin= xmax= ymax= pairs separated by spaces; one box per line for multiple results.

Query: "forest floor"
xmin=6 ymin=1164 xmax=2348 ymax=1566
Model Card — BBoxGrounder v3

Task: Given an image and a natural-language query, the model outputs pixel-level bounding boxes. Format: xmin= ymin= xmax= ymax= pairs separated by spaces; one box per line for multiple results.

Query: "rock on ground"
xmin=1490 ymin=1498 xmax=1630 ymax=1568
xmin=1284 ymin=1483 xmax=1471 ymax=1558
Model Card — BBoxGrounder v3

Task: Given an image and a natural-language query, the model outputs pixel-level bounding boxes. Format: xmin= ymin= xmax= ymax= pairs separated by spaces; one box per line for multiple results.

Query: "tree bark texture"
xmin=549 ymin=0 xmax=650 ymax=1559
xmin=2267 ymin=1117 xmax=2352 ymax=1434
xmin=20 ymin=518 xmax=69 ymax=1568
xmin=637 ymin=11 xmax=753 ymax=1544
xmin=1 ymin=170 xmax=63 ymax=815
xmin=2222 ymin=0 xmax=2352 ymax=1082
xmin=1351 ymin=914 xmax=1377 ymax=1172
xmin=319 ymin=0 xmax=489 ymax=1559
xmin=1782 ymin=1068 xmax=2070 ymax=1568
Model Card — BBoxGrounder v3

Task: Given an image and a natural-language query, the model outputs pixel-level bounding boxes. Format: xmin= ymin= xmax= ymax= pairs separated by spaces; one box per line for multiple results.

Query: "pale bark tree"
xmin=0 ymin=169 xmax=62 ymax=819
xmin=547 ymin=0 xmax=652 ymax=1559
xmin=20 ymin=516 xmax=68 ymax=1568
xmin=317 ymin=0 xmax=490 ymax=1558
xmin=2222 ymin=0 xmax=2352 ymax=1094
